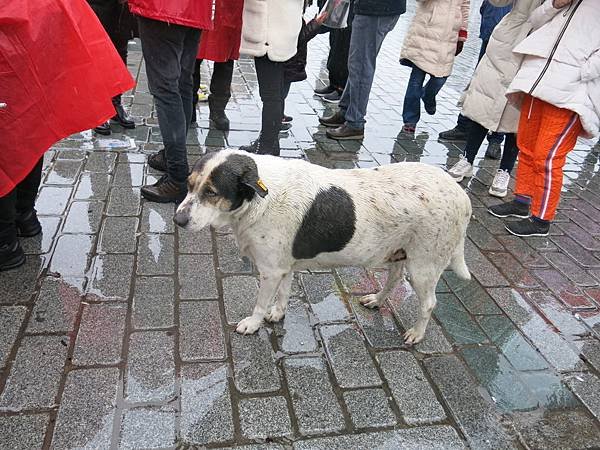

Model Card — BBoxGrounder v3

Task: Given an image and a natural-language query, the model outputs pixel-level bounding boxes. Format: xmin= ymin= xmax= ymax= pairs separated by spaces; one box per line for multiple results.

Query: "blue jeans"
xmin=402 ymin=66 xmax=447 ymax=125
xmin=338 ymin=14 xmax=400 ymax=129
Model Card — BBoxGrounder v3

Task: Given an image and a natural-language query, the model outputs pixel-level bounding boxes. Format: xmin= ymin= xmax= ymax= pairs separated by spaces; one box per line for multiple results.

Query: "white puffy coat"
xmin=400 ymin=0 xmax=470 ymax=78
xmin=239 ymin=0 xmax=304 ymax=62
xmin=507 ymin=0 xmax=600 ymax=138
xmin=461 ymin=0 xmax=543 ymax=133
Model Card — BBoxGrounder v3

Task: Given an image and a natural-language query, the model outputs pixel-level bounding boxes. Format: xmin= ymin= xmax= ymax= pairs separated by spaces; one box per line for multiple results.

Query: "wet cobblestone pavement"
xmin=2 ymin=3 xmax=600 ymax=449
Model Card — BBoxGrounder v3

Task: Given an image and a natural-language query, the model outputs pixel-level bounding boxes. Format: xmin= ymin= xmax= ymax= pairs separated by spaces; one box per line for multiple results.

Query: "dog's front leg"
xmin=236 ymin=272 xmax=287 ymax=335
xmin=266 ymin=272 xmax=293 ymax=323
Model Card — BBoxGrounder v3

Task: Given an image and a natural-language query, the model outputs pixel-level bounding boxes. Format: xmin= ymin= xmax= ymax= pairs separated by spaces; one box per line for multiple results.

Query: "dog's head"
xmin=174 ymin=151 xmax=268 ymax=230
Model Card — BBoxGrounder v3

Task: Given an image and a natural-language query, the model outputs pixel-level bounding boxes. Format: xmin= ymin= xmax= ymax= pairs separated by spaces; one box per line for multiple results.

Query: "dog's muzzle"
xmin=173 ymin=209 xmax=190 ymax=228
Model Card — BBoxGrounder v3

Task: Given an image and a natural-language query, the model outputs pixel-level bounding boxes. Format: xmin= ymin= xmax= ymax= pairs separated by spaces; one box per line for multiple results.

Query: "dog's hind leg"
xmin=236 ymin=271 xmax=287 ymax=334
xmin=403 ymin=263 xmax=441 ymax=345
xmin=266 ymin=272 xmax=293 ymax=323
xmin=359 ymin=262 xmax=404 ymax=309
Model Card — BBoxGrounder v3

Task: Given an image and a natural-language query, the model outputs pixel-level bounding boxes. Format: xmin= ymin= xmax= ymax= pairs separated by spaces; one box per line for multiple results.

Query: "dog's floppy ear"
xmin=240 ymin=165 xmax=268 ymax=198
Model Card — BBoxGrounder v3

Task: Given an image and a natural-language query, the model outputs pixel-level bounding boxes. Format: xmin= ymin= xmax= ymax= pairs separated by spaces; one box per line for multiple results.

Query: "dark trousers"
xmin=0 ymin=158 xmax=43 ymax=242
xmin=282 ymin=81 xmax=292 ymax=116
xmin=456 ymin=39 xmax=504 ymax=145
xmin=464 ymin=121 xmax=519 ymax=173
xmin=87 ymin=0 xmax=133 ymax=64
xmin=328 ymin=27 xmax=352 ymax=89
xmin=192 ymin=59 xmax=235 ymax=116
xmin=138 ymin=16 xmax=201 ymax=183
xmin=255 ymin=56 xmax=284 ymax=146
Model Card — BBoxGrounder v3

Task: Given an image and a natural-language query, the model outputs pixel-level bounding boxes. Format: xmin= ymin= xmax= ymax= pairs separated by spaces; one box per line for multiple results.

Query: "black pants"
xmin=327 ymin=27 xmax=351 ymax=89
xmin=0 ymin=158 xmax=43 ymax=242
xmin=192 ymin=59 xmax=234 ymax=114
xmin=464 ymin=121 xmax=519 ymax=173
xmin=87 ymin=0 xmax=134 ymax=64
xmin=255 ymin=56 xmax=284 ymax=147
xmin=138 ymin=16 xmax=201 ymax=183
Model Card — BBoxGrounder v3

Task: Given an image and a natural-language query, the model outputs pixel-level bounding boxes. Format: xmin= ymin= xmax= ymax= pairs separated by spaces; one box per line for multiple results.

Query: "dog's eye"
xmin=204 ymin=188 xmax=217 ymax=197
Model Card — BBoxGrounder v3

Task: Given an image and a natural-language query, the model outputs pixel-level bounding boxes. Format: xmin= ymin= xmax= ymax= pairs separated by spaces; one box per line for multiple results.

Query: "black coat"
xmin=353 ymin=0 xmax=406 ymax=16
xmin=284 ymin=19 xmax=322 ymax=83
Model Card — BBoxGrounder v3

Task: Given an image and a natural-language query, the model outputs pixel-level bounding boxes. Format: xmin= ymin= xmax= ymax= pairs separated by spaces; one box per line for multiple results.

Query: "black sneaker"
xmin=326 ymin=124 xmax=364 ymax=140
xmin=505 ymin=217 xmax=550 ymax=237
xmin=282 ymin=115 xmax=293 ymax=124
xmin=209 ymin=112 xmax=230 ymax=131
xmin=240 ymin=139 xmax=280 ymax=156
xmin=16 ymin=209 xmax=42 ymax=237
xmin=438 ymin=126 xmax=467 ymax=141
xmin=148 ymin=149 xmax=167 ymax=172
xmin=141 ymin=175 xmax=187 ymax=203
xmin=94 ymin=121 xmax=111 ymax=136
xmin=0 ymin=240 xmax=25 ymax=272
xmin=314 ymin=84 xmax=336 ymax=97
xmin=422 ymin=96 xmax=436 ymax=115
xmin=485 ymin=142 xmax=502 ymax=160
xmin=322 ymin=90 xmax=342 ymax=104
xmin=319 ymin=111 xmax=345 ymax=128
xmin=488 ymin=200 xmax=530 ymax=219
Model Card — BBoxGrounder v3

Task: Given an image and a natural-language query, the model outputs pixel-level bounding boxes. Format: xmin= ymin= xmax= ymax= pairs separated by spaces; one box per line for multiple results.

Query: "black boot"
xmin=0 ymin=228 xmax=25 ymax=272
xmin=208 ymin=96 xmax=230 ymax=131
xmin=16 ymin=209 xmax=42 ymax=237
xmin=240 ymin=136 xmax=280 ymax=156
xmin=94 ymin=121 xmax=111 ymax=135
xmin=111 ymin=95 xmax=136 ymax=129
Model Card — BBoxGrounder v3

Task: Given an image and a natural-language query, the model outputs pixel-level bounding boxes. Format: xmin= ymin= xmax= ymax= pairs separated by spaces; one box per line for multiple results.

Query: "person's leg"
xmin=208 ymin=60 xmax=234 ymax=130
xmin=463 ymin=121 xmax=489 ymax=164
xmin=402 ymin=66 xmax=426 ymax=126
xmin=422 ymin=75 xmax=448 ymax=115
xmin=328 ymin=26 xmax=352 ymax=91
xmin=254 ymin=55 xmax=284 ymax=153
xmin=343 ymin=14 xmax=399 ymax=130
xmin=0 ymin=187 xmax=22 ymax=270
xmin=179 ymin=27 xmax=201 ymax=136
xmin=499 ymin=133 xmax=519 ymax=174
xmin=15 ymin=157 xmax=43 ymax=236
xmin=191 ymin=59 xmax=202 ymax=124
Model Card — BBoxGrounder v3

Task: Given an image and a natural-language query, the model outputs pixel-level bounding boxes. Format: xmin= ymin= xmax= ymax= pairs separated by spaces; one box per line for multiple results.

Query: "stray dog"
xmin=174 ymin=150 xmax=471 ymax=344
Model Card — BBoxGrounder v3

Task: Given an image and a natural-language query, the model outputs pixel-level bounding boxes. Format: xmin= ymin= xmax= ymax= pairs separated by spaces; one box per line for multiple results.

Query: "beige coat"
xmin=461 ymin=0 xmax=544 ymax=133
xmin=400 ymin=0 xmax=470 ymax=78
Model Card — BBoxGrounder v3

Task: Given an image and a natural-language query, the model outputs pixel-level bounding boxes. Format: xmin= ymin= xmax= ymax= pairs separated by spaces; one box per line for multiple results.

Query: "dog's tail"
xmin=449 ymin=234 xmax=471 ymax=280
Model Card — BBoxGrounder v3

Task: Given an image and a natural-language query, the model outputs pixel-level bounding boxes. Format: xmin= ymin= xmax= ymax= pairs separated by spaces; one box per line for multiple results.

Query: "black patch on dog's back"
xmin=292 ymin=186 xmax=356 ymax=259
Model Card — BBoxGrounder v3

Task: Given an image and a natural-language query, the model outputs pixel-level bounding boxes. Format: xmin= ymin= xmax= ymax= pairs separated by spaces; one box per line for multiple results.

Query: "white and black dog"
xmin=174 ymin=150 xmax=472 ymax=344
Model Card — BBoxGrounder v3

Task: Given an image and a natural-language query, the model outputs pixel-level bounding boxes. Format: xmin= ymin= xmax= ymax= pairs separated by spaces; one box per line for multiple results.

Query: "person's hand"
xmin=455 ymin=41 xmax=464 ymax=56
xmin=553 ymin=0 xmax=572 ymax=8
xmin=316 ymin=10 xmax=329 ymax=24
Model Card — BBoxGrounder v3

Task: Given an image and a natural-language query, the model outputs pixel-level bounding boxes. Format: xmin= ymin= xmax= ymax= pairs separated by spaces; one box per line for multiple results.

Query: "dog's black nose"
xmin=173 ymin=211 xmax=190 ymax=228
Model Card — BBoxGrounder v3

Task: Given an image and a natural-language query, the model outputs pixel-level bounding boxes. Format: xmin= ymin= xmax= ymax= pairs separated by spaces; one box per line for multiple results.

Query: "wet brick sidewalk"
xmin=2 ymin=2 xmax=600 ymax=449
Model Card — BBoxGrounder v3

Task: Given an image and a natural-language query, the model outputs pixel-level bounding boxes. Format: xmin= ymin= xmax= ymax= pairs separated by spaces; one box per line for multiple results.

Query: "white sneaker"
xmin=489 ymin=169 xmax=510 ymax=198
xmin=448 ymin=155 xmax=473 ymax=182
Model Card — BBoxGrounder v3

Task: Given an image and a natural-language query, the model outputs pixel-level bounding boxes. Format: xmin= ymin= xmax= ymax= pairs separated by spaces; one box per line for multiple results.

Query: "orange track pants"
xmin=514 ymin=95 xmax=583 ymax=221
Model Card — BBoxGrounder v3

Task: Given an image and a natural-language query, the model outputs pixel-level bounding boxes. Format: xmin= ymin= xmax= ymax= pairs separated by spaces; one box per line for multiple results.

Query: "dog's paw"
xmin=359 ymin=294 xmax=382 ymax=309
xmin=265 ymin=307 xmax=285 ymax=323
xmin=404 ymin=327 xmax=425 ymax=345
xmin=236 ymin=316 xmax=262 ymax=335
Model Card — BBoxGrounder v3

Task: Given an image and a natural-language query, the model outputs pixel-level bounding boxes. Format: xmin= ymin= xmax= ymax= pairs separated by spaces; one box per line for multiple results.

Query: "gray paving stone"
xmin=50 ymin=234 xmax=94 ymax=276
xmin=114 ymin=163 xmax=144 ymax=186
xmin=222 ymin=276 xmax=259 ymax=324
xmin=84 ymin=151 xmax=117 ymax=172
xmin=293 ymin=426 xmax=466 ymax=450
xmin=350 ymin=298 xmax=404 ymax=348
xmin=0 ymin=306 xmax=26 ymax=368
xmin=106 ymin=187 xmax=141 ymax=216
xmin=74 ymin=172 xmax=111 ymax=200
xmin=343 ymin=388 xmax=397 ymax=429
xmin=120 ymin=407 xmax=176 ymax=450
xmin=464 ymin=239 xmax=510 ymax=287
xmin=36 ymin=186 xmax=72 ymax=215
xmin=566 ymin=372 xmax=600 ymax=420
xmin=216 ymin=233 xmax=253 ymax=273
xmin=424 ymin=355 xmax=515 ymax=450
xmin=141 ymin=202 xmax=175 ymax=233
xmin=0 ymin=335 xmax=67 ymax=410
xmin=21 ymin=216 xmax=61 ymax=255
xmin=433 ymin=293 xmax=489 ymax=345
xmin=28 ymin=277 xmax=83 ymax=335
xmin=126 ymin=331 xmax=176 ymax=402
xmin=180 ymin=301 xmax=225 ymax=360
xmin=280 ymin=301 xmax=318 ymax=353
xmin=0 ymin=414 xmax=49 ymax=450
xmin=132 ymin=276 xmax=174 ymax=329
xmin=178 ymin=226 xmax=213 ymax=254
xmin=46 ymin=159 xmax=82 ymax=185
xmin=180 ymin=363 xmax=234 ymax=445
xmin=0 ymin=257 xmax=44 ymax=305
xmin=98 ymin=217 xmax=138 ymax=254
xmin=63 ymin=201 xmax=104 ymax=234
xmin=443 ymin=272 xmax=502 ymax=314
xmin=136 ymin=233 xmax=174 ymax=275
xmin=239 ymin=396 xmax=292 ymax=439
xmin=179 ymin=254 xmax=218 ymax=299
xmin=283 ymin=356 xmax=345 ymax=435
xmin=320 ymin=324 xmax=381 ymax=388
xmin=231 ymin=329 xmax=280 ymax=394
xmin=88 ymin=254 xmax=134 ymax=301
xmin=51 ymin=368 xmax=119 ymax=450
xmin=301 ymin=273 xmax=350 ymax=323
xmin=72 ymin=303 xmax=126 ymax=365
xmin=378 ymin=350 xmax=446 ymax=424
xmin=336 ymin=266 xmax=380 ymax=295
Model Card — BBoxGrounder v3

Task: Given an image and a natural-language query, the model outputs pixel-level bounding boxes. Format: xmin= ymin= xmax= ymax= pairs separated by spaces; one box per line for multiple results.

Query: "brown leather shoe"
xmin=319 ymin=110 xmax=345 ymax=128
xmin=147 ymin=149 xmax=167 ymax=172
xmin=326 ymin=124 xmax=364 ymax=140
xmin=141 ymin=175 xmax=187 ymax=203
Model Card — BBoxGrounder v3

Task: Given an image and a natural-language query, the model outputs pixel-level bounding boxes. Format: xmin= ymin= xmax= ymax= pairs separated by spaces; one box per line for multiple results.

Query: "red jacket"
xmin=197 ymin=0 xmax=243 ymax=62
xmin=0 ymin=0 xmax=135 ymax=196
xmin=128 ymin=0 xmax=213 ymax=30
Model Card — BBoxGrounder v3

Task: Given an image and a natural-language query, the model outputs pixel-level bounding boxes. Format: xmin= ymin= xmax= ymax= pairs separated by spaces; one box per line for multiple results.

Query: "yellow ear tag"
xmin=256 ymin=179 xmax=268 ymax=192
